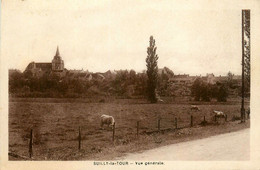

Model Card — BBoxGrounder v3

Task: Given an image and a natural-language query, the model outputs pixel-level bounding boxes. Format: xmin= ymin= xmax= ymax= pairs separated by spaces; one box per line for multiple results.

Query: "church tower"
xmin=52 ymin=46 xmax=64 ymax=72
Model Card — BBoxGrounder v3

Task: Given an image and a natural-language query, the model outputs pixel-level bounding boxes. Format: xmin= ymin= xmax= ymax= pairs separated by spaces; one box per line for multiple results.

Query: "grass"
xmin=9 ymin=97 xmax=250 ymax=160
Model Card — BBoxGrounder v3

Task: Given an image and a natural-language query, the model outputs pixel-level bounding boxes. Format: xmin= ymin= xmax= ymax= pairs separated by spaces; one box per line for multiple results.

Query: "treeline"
xmin=9 ymin=69 xmax=244 ymax=101
xmin=190 ymin=73 xmax=249 ymax=102
xmin=9 ymin=70 xmax=148 ymax=98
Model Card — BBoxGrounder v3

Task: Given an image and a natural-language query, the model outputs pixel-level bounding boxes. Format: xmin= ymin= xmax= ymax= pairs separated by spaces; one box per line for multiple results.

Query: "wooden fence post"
xmin=190 ymin=115 xmax=193 ymax=127
xmin=175 ymin=117 xmax=177 ymax=129
xmin=112 ymin=122 xmax=115 ymax=142
xmin=29 ymin=129 xmax=33 ymax=158
xmin=158 ymin=118 xmax=161 ymax=132
xmin=78 ymin=126 xmax=81 ymax=150
xmin=136 ymin=121 xmax=139 ymax=139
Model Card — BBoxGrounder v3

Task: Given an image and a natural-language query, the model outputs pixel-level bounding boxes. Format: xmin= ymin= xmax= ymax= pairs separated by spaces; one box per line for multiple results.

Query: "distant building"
xmin=24 ymin=46 xmax=66 ymax=77
xmin=203 ymin=73 xmax=215 ymax=84
xmin=168 ymin=74 xmax=197 ymax=96
xmin=214 ymin=75 xmax=228 ymax=83
xmin=168 ymin=73 xmax=242 ymax=97
xmin=169 ymin=74 xmax=198 ymax=86
xmin=158 ymin=67 xmax=174 ymax=76
xmin=66 ymin=69 xmax=90 ymax=80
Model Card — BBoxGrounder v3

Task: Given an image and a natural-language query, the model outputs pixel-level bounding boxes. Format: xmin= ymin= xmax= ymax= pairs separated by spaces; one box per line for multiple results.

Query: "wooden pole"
xmin=241 ymin=10 xmax=246 ymax=123
xmin=29 ymin=129 xmax=33 ymax=158
xmin=78 ymin=126 xmax=81 ymax=150
xmin=112 ymin=122 xmax=115 ymax=142
xmin=137 ymin=121 xmax=139 ymax=139
xmin=190 ymin=115 xmax=193 ymax=127
xmin=175 ymin=117 xmax=177 ymax=129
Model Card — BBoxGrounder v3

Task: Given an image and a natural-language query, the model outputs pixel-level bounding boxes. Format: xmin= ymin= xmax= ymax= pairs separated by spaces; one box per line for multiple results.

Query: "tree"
xmin=112 ymin=70 xmax=128 ymax=95
xmin=9 ymin=70 xmax=24 ymax=93
xmin=129 ymin=69 xmax=136 ymax=84
xmin=157 ymin=67 xmax=174 ymax=96
xmin=227 ymin=71 xmax=234 ymax=82
xmin=217 ymin=84 xmax=228 ymax=102
xmin=191 ymin=78 xmax=211 ymax=101
xmin=134 ymin=72 xmax=147 ymax=96
xmin=227 ymin=71 xmax=235 ymax=88
xmin=191 ymin=78 xmax=202 ymax=101
xmin=191 ymin=78 xmax=228 ymax=102
xmin=146 ymin=36 xmax=159 ymax=103
xmin=200 ymin=83 xmax=210 ymax=101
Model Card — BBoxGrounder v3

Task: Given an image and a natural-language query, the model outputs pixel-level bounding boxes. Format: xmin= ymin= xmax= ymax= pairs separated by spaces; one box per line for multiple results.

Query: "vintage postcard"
xmin=1 ymin=0 xmax=260 ymax=169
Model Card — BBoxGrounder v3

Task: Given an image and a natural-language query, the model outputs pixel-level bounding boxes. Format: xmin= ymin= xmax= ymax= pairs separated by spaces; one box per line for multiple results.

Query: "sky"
xmin=1 ymin=0 xmax=258 ymax=76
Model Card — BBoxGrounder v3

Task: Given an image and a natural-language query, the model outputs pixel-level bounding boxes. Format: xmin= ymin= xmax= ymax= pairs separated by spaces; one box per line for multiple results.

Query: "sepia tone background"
xmin=1 ymin=0 xmax=248 ymax=75
xmin=1 ymin=0 xmax=260 ymax=169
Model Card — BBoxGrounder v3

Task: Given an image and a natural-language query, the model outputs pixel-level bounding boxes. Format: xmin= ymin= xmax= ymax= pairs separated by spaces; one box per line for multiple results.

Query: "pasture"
xmin=9 ymin=97 xmax=250 ymax=160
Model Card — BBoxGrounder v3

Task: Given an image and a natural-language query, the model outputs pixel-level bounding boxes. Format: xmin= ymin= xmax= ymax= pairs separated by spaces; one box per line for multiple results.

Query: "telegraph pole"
xmin=241 ymin=10 xmax=245 ymax=123
xmin=241 ymin=10 xmax=250 ymax=123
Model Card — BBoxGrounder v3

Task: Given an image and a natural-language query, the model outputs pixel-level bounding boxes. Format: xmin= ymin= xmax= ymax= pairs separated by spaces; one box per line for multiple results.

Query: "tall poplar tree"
xmin=146 ymin=36 xmax=159 ymax=103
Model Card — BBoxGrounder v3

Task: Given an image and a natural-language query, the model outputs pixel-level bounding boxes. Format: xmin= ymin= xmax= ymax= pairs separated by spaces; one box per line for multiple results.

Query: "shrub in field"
xmin=191 ymin=78 xmax=211 ymax=101
xmin=231 ymin=115 xmax=241 ymax=121
xmin=191 ymin=78 xmax=229 ymax=102
xmin=199 ymin=120 xmax=208 ymax=126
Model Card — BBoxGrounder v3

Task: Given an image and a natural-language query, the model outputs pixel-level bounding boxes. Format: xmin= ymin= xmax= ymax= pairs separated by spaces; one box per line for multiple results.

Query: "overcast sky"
xmin=2 ymin=0 xmax=258 ymax=76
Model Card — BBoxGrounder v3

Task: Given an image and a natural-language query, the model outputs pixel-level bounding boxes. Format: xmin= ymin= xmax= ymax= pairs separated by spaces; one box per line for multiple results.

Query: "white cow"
xmin=191 ymin=105 xmax=200 ymax=111
xmin=100 ymin=114 xmax=115 ymax=129
xmin=213 ymin=110 xmax=226 ymax=118
xmin=158 ymin=98 xmax=164 ymax=103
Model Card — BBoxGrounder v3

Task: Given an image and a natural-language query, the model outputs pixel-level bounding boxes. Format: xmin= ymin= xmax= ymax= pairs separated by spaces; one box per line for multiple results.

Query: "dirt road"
xmin=118 ymin=129 xmax=250 ymax=161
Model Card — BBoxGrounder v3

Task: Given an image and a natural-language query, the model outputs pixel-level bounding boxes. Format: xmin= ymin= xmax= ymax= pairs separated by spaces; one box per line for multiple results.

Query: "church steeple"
xmin=55 ymin=46 xmax=60 ymax=57
xmin=52 ymin=46 xmax=64 ymax=71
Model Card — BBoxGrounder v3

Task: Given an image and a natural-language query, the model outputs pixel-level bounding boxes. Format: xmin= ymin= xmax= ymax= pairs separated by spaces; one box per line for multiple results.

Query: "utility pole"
xmin=241 ymin=10 xmax=250 ymax=123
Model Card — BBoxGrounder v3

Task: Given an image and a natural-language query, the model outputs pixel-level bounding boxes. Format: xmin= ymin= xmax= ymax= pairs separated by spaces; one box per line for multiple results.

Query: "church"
xmin=24 ymin=46 xmax=66 ymax=77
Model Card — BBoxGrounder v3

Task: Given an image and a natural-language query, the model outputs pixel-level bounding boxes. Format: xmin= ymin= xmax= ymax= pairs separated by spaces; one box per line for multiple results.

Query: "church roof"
xmin=35 ymin=63 xmax=52 ymax=69
xmin=24 ymin=62 xmax=52 ymax=73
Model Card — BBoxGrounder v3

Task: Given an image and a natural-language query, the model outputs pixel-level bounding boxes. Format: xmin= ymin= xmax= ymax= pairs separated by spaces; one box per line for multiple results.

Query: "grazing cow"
xmin=158 ymin=98 xmax=164 ymax=103
xmin=191 ymin=105 xmax=200 ymax=111
xmin=100 ymin=114 xmax=115 ymax=130
xmin=213 ymin=110 xmax=226 ymax=118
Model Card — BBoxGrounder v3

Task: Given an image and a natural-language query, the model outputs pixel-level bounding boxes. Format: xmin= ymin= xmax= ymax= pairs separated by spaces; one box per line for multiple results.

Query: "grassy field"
xmin=9 ymin=97 xmax=250 ymax=160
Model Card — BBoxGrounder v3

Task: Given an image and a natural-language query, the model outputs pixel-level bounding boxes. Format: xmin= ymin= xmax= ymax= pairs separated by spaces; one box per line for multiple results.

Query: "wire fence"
xmin=9 ymin=112 xmax=250 ymax=160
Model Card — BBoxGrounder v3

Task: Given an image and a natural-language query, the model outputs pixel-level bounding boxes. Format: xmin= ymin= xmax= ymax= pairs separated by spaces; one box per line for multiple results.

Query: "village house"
xmin=168 ymin=73 xmax=242 ymax=97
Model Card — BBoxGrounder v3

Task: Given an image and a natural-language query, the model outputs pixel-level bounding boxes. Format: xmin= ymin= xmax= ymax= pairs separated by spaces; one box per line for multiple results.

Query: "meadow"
xmin=9 ymin=97 xmax=250 ymax=160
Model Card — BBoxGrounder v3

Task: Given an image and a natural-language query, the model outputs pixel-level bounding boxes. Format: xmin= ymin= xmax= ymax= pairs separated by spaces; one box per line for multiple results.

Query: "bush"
xmin=231 ymin=115 xmax=241 ymax=121
xmin=191 ymin=78 xmax=211 ymax=101
xmin=191 ymin=78 xmax=228 ymax=102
